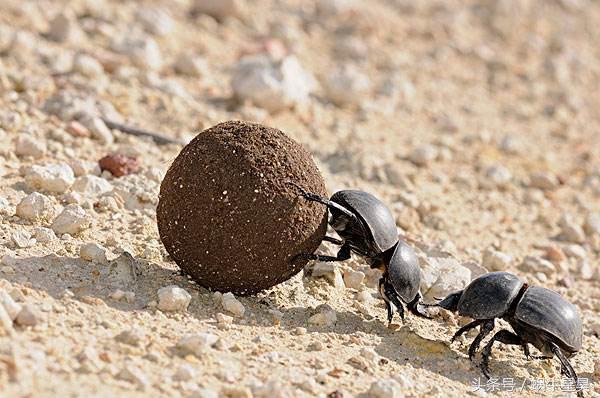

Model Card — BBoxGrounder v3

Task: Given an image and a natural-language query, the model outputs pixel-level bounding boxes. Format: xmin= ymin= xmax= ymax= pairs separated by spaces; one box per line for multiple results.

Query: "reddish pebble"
xmin=67 ymin=121 xmax=91 ymax=137
xmin=545 ymin=246 xmax=566 ymax=264
xmin=98 ymin=154 xmax=139 ymax=177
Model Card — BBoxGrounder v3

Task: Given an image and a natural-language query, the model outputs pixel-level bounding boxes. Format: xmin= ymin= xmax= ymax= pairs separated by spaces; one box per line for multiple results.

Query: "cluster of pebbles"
xmin=0 ymin=0 xmax=600 ymax=397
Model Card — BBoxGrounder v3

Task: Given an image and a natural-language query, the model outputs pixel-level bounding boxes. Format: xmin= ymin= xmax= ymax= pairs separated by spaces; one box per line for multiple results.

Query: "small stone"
xmin=221 ymin=386 xmax=253 ymax=398
xmin=191 ymin=388 xmax=219 ymax=398
xmin=0 ymin=303 xmax=15 ymax=335
xmin=80 ymin=242 xmax=108 ymax=263
xmin=176 ymin=333 xmax=219 ymax=357
xmin=157 ymin=285 xmax=191 ymax=312
xmin=584 ymin=213 xmax=600 ymax=236
xmin=578 ymin=260 xmax=594 ymax=280
xmin=563 ymin=244 xmax=587 ymax=260
xmin=173 ymin=364 xmax=196 ymax=381
xmin=80 ymin=116 xmax=113 ymax=145
xmin=192 ymin=0 xmax=240 ymax=19
xmin=16 ymin=192 xmax=54 ymax=221
xmin=356 ymin=290 xmax=372 ymax=303
xmin=216 ymin=312 xmax=233 ymax=325
xmin=117 ymin=365 xmax=149 ymax=389
xmin=499 ymin=135 xmax=523 ymax=154
xmin=409 ymin=145 xmax=438 ymax=167
xmin=323 ymin=64 xmax=371 ymax=107
xmin=421 ymin=257 xmax=472 ymax=300
xmin=482 ymin=248 xmax=512 ymax=271
xmin=558 ymin=214 xmax=585 ymax=243
xmin=293 ymin=327 xmax=307 ymax=335
xmin=544 ymin=246 xmax=566 ymax=264
xmin=308 ymin=305 xmax=336 ymax=327
xmin=343 ymin=269 xmax=365 ymax=289
xmin=307 ymin=341 xmax=324 ymax=351
xmin=482 ymin=164 xmax=512 ymax=189
xmin=72 ymin=54 xmax=104 ymax=78
xmin=367 ymin=378 xmax=402 ymax=398
xmin=15 ymin=305 xmax=40 ymax=326
xmin=520 ymin=256 xmax=556 ymax=276
xmin=529 ymin=171 xmax=560 ymax=190
xmin=115 ymin=329 xmax=145 ymax=346
xmin=110 ymin=289 xmax=135 ymax=303
xmin=174 ymin=54 xmax=208 ymax=77
xmin=221 ymin=292 xmax=245 ymax=317
xmin=11 ymin=230 xmax=34 ymax=248
xmin=25 ymin=163 xmax=75 ymax=193
xmin=15 ymin=134 xmax=46 ymax=158
xmin=51 ymin=204 xmax=91 ymax=235
xmin=231 ymin=55 xmax=316 ymax=112
xmin=0 ymin=289 xmax=22 ymax=320
xmin=99 ymin=154 xmax=139 ymax=177
xmin=312 ymin=263 xmax=344 ymax=287
xmin=72 ymin=175 xmax=113 ymax=196
xmin=66 ymin=121 xmax=92 ymax=138
xmin=115 ymin=36 xmax=162 ymax=70
xmin=33 ymin=227 xmax=55 ymax=243
xmin=136 ymin=7 xmax=174 ymax=36
xmin=47 ymin=10 xmax=83 ymax=42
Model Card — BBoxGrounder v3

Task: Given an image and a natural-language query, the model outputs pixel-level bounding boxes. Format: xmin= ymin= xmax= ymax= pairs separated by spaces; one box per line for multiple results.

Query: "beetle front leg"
xmin=296 ymin=244 xmax=351 ymax=263
xmin=467 ymin=319 xmax=495 ymax=360
xmin=379 ymin=277 xmax=405 ymax=324
xmin=550 ymin=343 xmax=583 ymax=398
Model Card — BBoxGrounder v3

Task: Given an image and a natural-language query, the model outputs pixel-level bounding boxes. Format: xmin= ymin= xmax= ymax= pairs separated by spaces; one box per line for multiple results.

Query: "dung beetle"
xmin=290 ymin=183 xmax=428 ymax=323
xmin=432 ymin=271 xmax=583 ymax=397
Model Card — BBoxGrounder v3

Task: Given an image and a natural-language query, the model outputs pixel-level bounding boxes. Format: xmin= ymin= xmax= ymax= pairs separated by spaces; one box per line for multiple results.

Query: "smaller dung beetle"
xmin=290 ymin=183 xmax=428 ymax=323
xmin=431 ymin=271 xmax=583 ymax=397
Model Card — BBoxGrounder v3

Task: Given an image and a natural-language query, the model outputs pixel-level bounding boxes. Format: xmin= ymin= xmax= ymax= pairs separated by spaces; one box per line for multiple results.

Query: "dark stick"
xmin=102 ymin=118 xmax=185 ymax=146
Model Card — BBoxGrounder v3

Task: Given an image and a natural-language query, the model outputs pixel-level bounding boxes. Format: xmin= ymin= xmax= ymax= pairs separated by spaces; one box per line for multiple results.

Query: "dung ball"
xmin=157 ymin=120 xmax=327 ymax=295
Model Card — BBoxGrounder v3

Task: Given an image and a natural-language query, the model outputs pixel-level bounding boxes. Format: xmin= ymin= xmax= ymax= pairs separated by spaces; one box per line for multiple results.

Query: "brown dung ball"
xmin=157 ymin=121 xmax=327 ymax=295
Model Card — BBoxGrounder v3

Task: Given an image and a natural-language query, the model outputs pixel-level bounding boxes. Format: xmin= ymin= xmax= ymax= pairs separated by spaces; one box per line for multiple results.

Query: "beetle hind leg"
xmin=296 ymin=243 xmax=351 ymax=263
xmin=379 ymin=277 xmax=405 ymax=324
xmin=550 ymin=343 xmax=583 ymax=398
xmin=480 ymin=329 xmax=524 ymax=379
xmin=450 ymin=319 xmax=483 ymax=342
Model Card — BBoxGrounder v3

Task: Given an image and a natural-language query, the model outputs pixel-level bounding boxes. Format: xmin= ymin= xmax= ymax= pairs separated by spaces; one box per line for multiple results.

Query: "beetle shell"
xmin=458 ymin=272 xmax=524 ymax=319
xmin=387 ymin=240 xmax=421 ymax=303
xmin=514 ymin=286 xmax=583 ymax=352
xmin=331 ymin=190 xmax=397 ymax=255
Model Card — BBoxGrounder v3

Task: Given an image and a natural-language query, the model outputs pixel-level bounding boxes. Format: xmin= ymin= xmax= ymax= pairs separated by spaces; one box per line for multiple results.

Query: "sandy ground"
xmin=0 ymin=0 xmax=599 ymax=397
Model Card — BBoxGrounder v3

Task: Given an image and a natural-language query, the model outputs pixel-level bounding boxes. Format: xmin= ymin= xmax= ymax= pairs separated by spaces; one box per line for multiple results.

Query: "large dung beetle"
xmin=432 ymin=271 xmax=583 ymax=397
xmin=291 ymin=184 xmax=428 ymax=323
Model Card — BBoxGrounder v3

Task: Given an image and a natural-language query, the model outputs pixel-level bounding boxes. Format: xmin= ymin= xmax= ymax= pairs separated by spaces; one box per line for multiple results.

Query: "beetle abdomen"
xmin=514 ymin=286 xmax=582 ymax=353
xmin=387 ymin=240 xmax=420 ymax=303
xmin=331 ymin=190 xmax=397 ymax=254
xmin=458 ymin=272 xmax=523 ymax=319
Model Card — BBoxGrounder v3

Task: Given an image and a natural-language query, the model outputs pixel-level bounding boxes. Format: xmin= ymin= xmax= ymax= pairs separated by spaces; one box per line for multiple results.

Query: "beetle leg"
xmin=450 ymin=319 xmax=483 ymax=342
xmin=550 ymin=343 xmax=583 ymax=398
xmin=297 ymin=244 xmax=351 ymax=263
xmin=406 ymin=292 xmax=431 ymax=319
xmin=379 ymin=277 xmax=404 ymax=324
xmin=467 ymin=320 xmax=495 ymax=360
xmin=480 ymin=329 xmax=524 ymax=379
xmin=323 ymin=236 xmax=344 ymax=245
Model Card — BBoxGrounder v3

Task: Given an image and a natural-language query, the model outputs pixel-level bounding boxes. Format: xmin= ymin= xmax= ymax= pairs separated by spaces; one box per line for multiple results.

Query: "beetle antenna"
xmin=285 ymin=180 xmax=308 ymax=196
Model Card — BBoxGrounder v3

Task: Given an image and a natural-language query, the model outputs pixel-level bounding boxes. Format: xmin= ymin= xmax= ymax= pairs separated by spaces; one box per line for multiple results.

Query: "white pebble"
xmin=174 ymin=54 xmax=208 ymax=77
xmin=11 ymin=230 xmax=34 ymax=248
xmin=80 ymin=243 xmax=108 ymax=263
xmin=221 ymin=292 xmax=245 ymax=317
xmin=563 ymin=244 xmax=587 ymax=260
xmin=136 ymin=7 xmax=174 ymax=36
xmin=157 ymin=285 xmax=191 ymax=312
xmin=584 ymin=213 xmax=600 ymax=236
xmin=16 ymin=192 xmax=54 ymax=220
xmin=529 ymin=171 xmax=560 ymax=190
xmin=15 ymin=134 xmax=46 ymax=158
xmin=115 ymin=36 xmax=162 ymax=71
xmin=482 ymin=164 xmax=512 ymax=189
xmin=578 ymin=260 xmax=594 ymax=280
xmin=368 ymin=378 xmax=402 ymax=398
xmin=409 ymin=145 xmax=438 ymax=167
xmin=231 ymin=55 xmax=316 ymax=113
xmin=0 ymin=289 xmax=22 ymax=320
xmin=176 ymin=333 xmax=219 ymax=357
xmin=558 ymin=214 xmax=585 ymax=243
xmin=323 ymin=64 xmax=371 ymax=107
xmin=33 ymin=227 xmax=56 ymax=243
xmin=15 ymin=304 xmax=40 ymax=326
xmin=72 ymin=53 xmax=104 ymax=78
xmin=51 ymin=204 xmax=91 ymax=235
xmin=482 ymin=248 xmax=512 ymax=271
xmin=343 ymin=269 xmax=365 ymax=289
xmin=308 ymin=306 xmax=336 ymax=327
xmin=173 ymin=364 xmax=196 ymax=381
xmin=117 ymin=365 xmax=149 ymax=389
xmin=520 ymin=256 xmax=556 ymax=276
xmin=72 ymin=175 xmax=113 ymax=196
xmin=79 ymin=116 xmax=113 ymax=144
xmin=115 ymin=329 xmax=145 ymax=346
xmin=25 ymin=163 xmax=75 ymax=193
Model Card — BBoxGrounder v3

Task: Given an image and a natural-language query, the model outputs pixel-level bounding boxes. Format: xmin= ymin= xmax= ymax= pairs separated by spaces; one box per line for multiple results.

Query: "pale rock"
xmin=523 ymin=189 xmax=546 ymax=205
xmin=72 ymin=175 xmax=113 ymax=196
xmin=252 ymin=380 xmax=293 ymax=398
xmin=51 ymin=204 xmax=91 ymax=235
xmin=482 ymin=164 xmax=512 ymax=189
xmin=192 ymin=0 xmax=240 ymax=19
xmin=191 ymin=388 xmax=219 ymax=398
xmin=578 ymin=260 xmax=594 ymax=280
xmin=157 ymin=285 xmax=191 ymax=312
xmin=368 ymin=378 xmax=402 ymax=398
xmin=117 ymin=365 xmax=149 ymax=389
xmin=356 ymin=290 xmax=372 ymax=303
xmin=308 ymin=305 xmax=336 ymax=327
xmin=216 ymin=312 xmax=233 ymax=325
xmin=80 ymin=116 xmax=113 ymax=144
xmin=231 ymin=55 xmax=316 ymax=112
xmin=69 ymin=159 xmax=100 ymax=177
xmin=174 ymin=54 xmax=208 ymax=77
xmin=15 ymin=304 xmax=40 ymax=326
xmin=529 ymin=171 xmax=560 ymax=190
xmin=343 ymin=269 xmax=365 ymax=289
xmin=558 ymin=214 xmax=585 ymax=243
xmin=72 ymin=53 xmax=104 ymax=78
xmin=80 ymin=243 xmax=108 ymax=263
xmin=173 ymin=364 xmax=196 ymax=381
xmin=11 ymin=230 xmax=34 ymax=248
xmin=323 ymin=65 xmax=370 ymax=106
xmin=520 ymin=256 xmax=556 ymax=276
xmin=115 ymin=36 xmax=162 ymax=70
xmin=312 ymin=262 xmax=344 ymax=287
xmin=115 ymin=329 xmax=145 ymax=346
xmin=420 ymin=256 xmax=472 ymax=300
xmin=0 ymin=303 xmax=14 ymax=335
xmin=25 ymin=163 xmax=75 ymax=193
xmin=584 ymin=213 xmax=600 ymax=236
xmin=0 ymin=289 xmax=22 ymax=320
xmin=563 ymin=244 xmax=587 ymax=260
xmin=221 ymin=386 xmax=253 ymax=398
xmin=15 ymin=134 xmax=46 ymax=158
xmin=409 ymin=145 xmax=439 ymax=167
xmin=176 ymin=333 xmax=219 ymax=357
xmin=48 ymin=10 xmax=83 ymax=42
xmin=16 ymin=192 xmax=54 ymax=220
xmin=110 ymin=289 xmax=135 ymax=303
xmin=136 ymin=7 xmax=174 ymax=36
xmin=221 ymin=292 xmax=245 ymax=317
xmin=499 ymin=135 xmax=523 ymax=154
xmin=482 ymin=248 xmax=512 ymax=271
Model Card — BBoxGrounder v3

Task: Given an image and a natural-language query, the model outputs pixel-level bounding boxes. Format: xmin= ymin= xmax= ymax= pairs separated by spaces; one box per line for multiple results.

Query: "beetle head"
xmin=436 ymin=291 xmax=463 ymax=312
